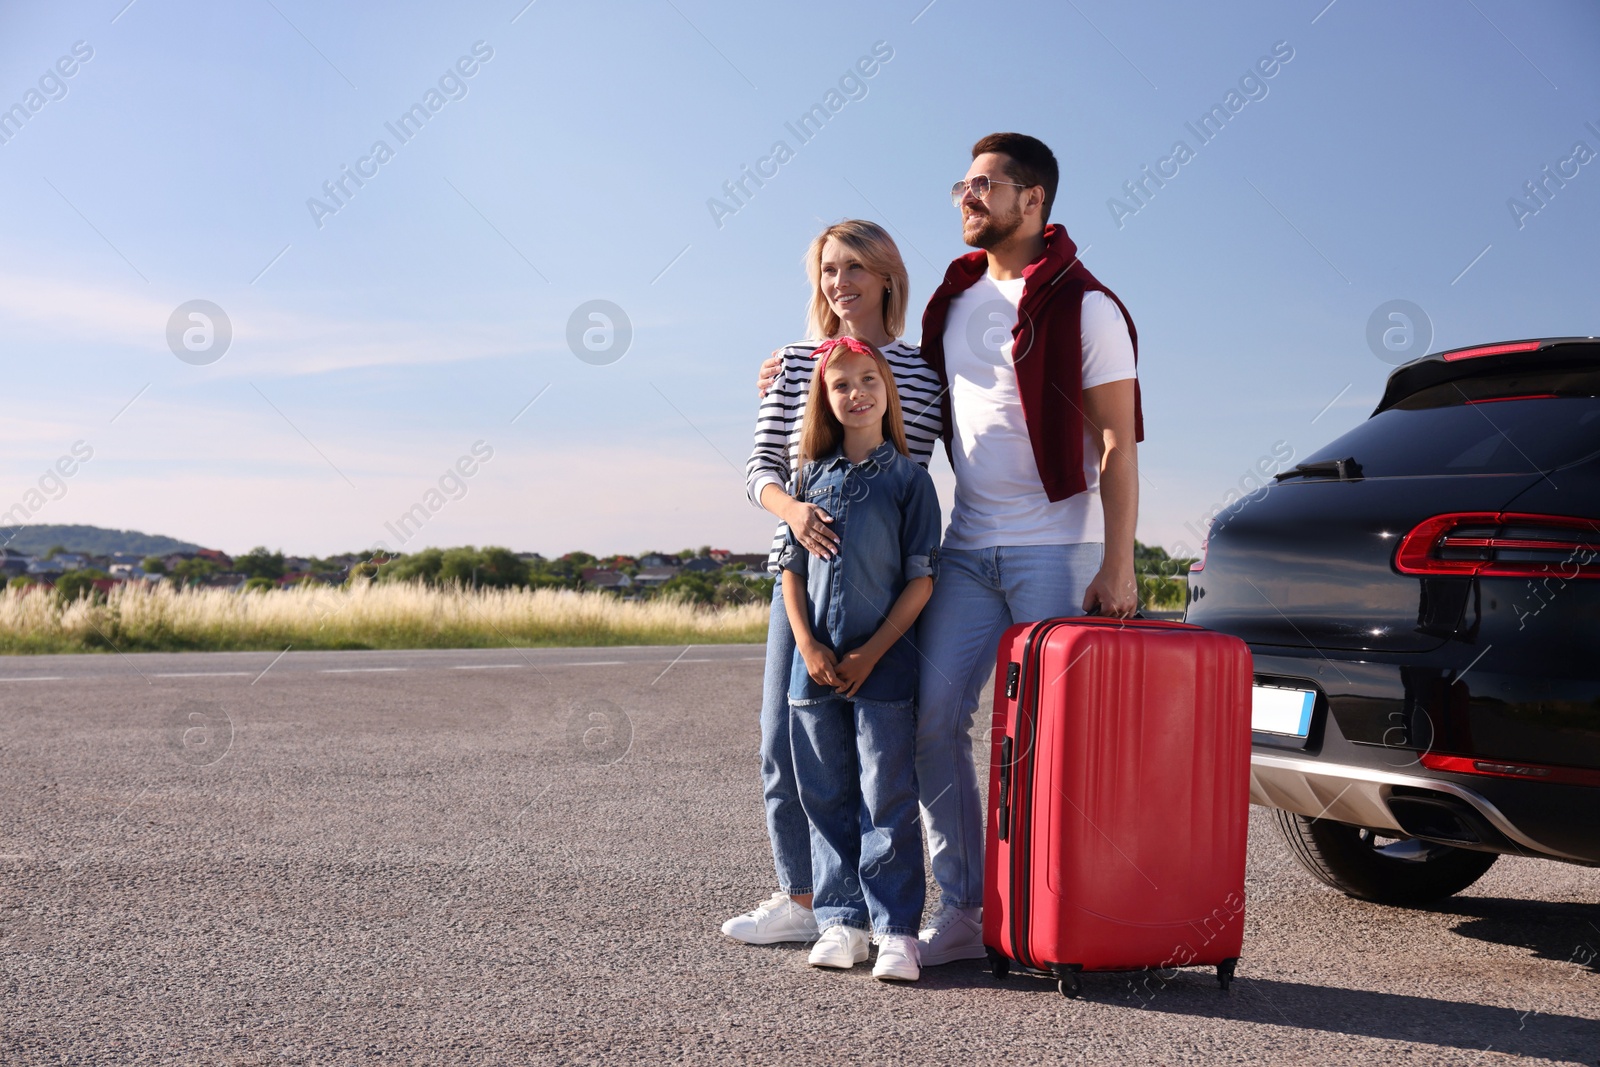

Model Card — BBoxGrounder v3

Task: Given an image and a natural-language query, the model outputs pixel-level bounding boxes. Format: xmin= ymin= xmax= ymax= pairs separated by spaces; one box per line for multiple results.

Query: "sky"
xmin=0 ymin=0 xmax=1596 ymax=560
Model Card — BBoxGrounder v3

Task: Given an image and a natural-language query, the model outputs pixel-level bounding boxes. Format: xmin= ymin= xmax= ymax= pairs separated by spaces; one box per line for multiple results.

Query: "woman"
xmin=722 ymin=220 xmax=943 ymax=944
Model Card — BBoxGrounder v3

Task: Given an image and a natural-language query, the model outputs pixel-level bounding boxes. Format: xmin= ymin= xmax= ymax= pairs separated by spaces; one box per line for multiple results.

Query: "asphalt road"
xmin=1 ymin=646 xmax=1596 ymax=1065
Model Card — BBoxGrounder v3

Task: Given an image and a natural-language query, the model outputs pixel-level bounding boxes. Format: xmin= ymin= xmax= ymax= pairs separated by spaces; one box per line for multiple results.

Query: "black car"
xmin=1186 ymin=336 xmax=1600 ymax=905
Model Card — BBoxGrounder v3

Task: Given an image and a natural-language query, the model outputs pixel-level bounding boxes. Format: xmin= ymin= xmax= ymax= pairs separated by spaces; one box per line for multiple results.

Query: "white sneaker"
xmin=720 ymin=892 xmax=818 ymax=944
xmin=808 ymin=925 xmax=869 ymax=969
xmin=918 ymin=904 xmax=986 ymax=966
xmin=872 ymin=934 xmax=921 ymax=981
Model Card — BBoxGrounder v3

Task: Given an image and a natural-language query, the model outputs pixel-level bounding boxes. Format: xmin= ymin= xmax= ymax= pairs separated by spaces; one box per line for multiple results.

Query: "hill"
xmin=0 ymin=525 xmax=204 ymax=557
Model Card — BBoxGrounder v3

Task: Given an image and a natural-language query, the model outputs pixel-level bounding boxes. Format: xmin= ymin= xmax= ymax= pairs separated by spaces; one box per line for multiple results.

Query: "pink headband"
xmin=812 ymin=336 xmax=873 ymax=380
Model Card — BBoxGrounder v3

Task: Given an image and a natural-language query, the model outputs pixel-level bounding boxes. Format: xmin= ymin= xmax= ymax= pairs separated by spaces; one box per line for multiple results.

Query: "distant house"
xmin=108 ymin=563 xmax=148 ymax=580
xmin=681 ymin=556 xmax=723 ymax=574
xmin=708 ymin=548 xmax=731 ymax=563
xmin=26 ymin=558 xmax=63 ymax=576
xmin=51 ymin=553 xmax=89 ymax=571
xmin=0 ymin=549 xmax=28 ymax=577
xmin=632 ymin=566 xmax=680 ymax=588
xmin=274 ymin=569 xmax=341 ymax=588
xmin=637 ymin=553 xmax=676 ymax=568
xmin=196 ymin=548 xmax=234 ymax=569
xmin=580 ymin=568 xmax=632 ymax=591
xmin=722 ymin=553 xmax=769 ymax=571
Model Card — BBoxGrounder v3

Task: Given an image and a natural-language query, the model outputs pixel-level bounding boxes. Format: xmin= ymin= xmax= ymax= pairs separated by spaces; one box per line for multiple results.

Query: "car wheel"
xmin=1273 ymin=809 xmax=1498 ymax=906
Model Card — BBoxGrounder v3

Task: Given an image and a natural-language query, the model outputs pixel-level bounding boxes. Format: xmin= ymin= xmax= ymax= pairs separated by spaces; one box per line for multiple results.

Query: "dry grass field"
xmin=0 ymin=581 xmax=769 ymax=654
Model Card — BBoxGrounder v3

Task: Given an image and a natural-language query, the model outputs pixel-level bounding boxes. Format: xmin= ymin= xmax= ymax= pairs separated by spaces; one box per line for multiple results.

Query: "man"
xmin=913 ymin=132 xmax=1142 ymax=965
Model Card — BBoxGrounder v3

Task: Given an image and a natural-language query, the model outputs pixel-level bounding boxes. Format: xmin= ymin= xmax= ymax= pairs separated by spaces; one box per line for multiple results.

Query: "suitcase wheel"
xmin=1052 ymin=965 xmax=1083 ymax=999
xmin=985 ymin=947 xmax=1010 ymax=981
xmin=1217 ymin=957 xmax=1238 ymax=992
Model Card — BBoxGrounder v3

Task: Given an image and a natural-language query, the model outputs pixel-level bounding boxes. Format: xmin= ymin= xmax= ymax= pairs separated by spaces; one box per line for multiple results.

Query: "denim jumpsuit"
xmin=779 ymin=440 xmax=941 ymax=936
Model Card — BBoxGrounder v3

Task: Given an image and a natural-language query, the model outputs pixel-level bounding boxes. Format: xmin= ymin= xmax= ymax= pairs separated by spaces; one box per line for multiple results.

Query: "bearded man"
xmin=911 ymin=131 xmax=1143 ymax=965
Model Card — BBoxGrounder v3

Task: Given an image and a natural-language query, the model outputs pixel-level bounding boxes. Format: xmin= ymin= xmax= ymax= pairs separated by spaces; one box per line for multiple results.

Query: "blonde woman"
xmin=723 ymin=220 xmax=942 ymax=946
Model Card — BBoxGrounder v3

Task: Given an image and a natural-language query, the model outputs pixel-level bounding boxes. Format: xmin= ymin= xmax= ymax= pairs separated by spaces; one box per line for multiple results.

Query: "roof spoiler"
xmin=1373 ymin=337 xmax=1600 ymax=415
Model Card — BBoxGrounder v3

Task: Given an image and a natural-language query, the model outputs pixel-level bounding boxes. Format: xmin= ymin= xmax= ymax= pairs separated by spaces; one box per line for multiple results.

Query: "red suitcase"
xmin=982 ymin=616 xmax=1253 ymax=997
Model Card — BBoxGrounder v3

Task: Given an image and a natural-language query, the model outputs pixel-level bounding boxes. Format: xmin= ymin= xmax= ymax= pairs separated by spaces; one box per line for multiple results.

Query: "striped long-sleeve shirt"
xmin=744 ymin=338 xmax=945 ymax=574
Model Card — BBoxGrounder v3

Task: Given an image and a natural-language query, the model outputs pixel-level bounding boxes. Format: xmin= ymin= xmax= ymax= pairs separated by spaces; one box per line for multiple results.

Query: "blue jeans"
xmin=789 ymin=695 xmax=924 ymax=935
xmin=914 ymin=542 xmax=1104 ymax=911
xmin=758 ymin=580 xmax=812 ymax=894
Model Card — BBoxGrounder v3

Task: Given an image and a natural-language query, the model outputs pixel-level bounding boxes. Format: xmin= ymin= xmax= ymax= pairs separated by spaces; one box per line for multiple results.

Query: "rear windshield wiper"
xmin=1275 ymin=457 xmax=1363 ymax=482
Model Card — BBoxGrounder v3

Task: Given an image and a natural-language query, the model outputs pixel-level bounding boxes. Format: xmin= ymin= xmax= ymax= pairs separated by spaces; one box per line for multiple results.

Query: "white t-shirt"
xmin=942 ymin=277 xmax=1136 ymax=549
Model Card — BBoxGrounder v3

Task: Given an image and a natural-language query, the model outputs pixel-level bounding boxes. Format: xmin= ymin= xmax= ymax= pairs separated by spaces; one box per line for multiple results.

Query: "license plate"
xmin=1252 ymin=685 xmax=1315 ymax=738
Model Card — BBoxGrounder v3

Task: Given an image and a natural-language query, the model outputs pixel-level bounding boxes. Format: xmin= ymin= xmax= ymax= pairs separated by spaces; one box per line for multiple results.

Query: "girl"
xmin=779 ymin=336 xmax=940 ymax=981
xmin=723 ymin=221 xmax=942 ymax=948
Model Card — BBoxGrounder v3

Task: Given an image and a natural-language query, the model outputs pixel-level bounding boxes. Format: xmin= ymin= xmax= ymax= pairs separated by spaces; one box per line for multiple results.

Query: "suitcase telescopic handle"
xmin=998 ymin=736 xmax=1014 ymax=842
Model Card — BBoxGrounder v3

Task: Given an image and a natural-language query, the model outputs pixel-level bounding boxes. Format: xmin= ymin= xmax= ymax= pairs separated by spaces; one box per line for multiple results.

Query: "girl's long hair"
xmin=804 ymin=220 xmax=909 ymax=341
xmin=796 ymin=341 xmax=910 ymax=494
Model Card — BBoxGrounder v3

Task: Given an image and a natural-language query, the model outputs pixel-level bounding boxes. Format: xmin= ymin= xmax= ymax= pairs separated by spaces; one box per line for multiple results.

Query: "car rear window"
xmin=1300 ymin=395 xmax=1600 ymax=478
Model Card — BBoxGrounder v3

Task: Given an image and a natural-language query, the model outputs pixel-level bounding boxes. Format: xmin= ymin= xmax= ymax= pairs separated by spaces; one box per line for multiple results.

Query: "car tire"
xmin=1273 ymin=809 xmax=1498 ymax=906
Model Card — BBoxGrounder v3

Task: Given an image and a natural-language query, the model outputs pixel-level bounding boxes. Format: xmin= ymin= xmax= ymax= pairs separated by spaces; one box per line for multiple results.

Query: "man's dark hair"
xmin=972 ymin=132 xmax=1059 ymax=223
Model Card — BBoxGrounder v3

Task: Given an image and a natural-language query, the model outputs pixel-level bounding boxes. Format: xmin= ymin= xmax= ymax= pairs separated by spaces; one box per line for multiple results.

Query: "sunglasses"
xmin=950 ymin=174 xmax=1028 ymax=208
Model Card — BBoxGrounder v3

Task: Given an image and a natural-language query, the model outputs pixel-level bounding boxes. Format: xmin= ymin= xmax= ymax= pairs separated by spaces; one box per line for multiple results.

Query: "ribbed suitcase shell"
xmin=982 ymin=617 xmax=1253 ymax=989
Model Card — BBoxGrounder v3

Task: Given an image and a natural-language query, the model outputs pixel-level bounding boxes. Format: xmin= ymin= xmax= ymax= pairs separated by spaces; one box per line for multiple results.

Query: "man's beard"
xmin=963 ymin=204 xmax=1024 ymax=250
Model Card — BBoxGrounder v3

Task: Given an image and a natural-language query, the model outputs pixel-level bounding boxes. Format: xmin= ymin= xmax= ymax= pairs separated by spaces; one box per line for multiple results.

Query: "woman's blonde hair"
xmin=796 ymin=340 xmax=910 ymax=492
xmin=804 ymin=220 xmax=909 ymax=341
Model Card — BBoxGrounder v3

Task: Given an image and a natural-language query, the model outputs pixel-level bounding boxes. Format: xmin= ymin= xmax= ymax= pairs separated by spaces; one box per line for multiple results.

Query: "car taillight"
xmin=1421 ymin=752 xmax=1600 ymax=787
xmin=1440 ymin=340 xmax=1543 ymax=362
xmin=1189 ymin=539 xmax=1207 ymax=573
xmin=1394 ymin=512 xmax=1600 ymax=578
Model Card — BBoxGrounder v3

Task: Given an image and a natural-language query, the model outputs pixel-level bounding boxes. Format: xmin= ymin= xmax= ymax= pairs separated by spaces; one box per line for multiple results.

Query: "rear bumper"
xmin=1250 ymin=751 xmax=1597 ymax=865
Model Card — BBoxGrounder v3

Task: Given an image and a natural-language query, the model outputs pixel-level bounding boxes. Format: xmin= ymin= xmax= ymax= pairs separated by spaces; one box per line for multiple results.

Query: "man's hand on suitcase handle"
xmin=1083 ymin=563 xmax=1140 ymax=619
